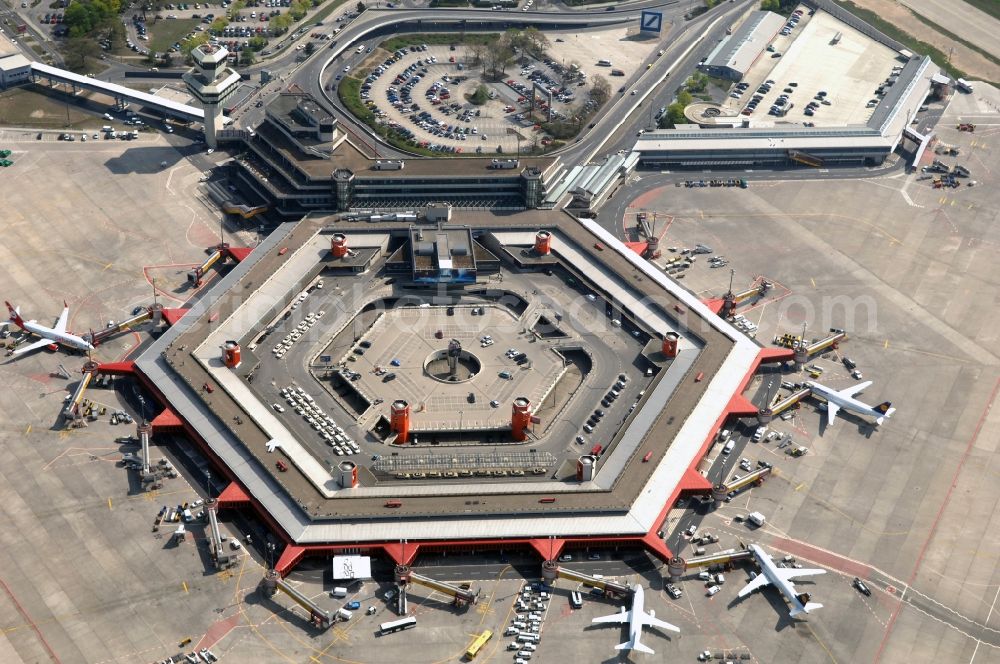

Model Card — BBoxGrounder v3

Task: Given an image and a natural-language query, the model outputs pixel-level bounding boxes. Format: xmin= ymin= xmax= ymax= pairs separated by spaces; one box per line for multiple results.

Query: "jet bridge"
xmin=88 ymin=307 xmax=153 ymax=347
xmin=206 ymin=499 xmax=234 ymax=570
xmin=711 ymin=465 xmax=773 ymax=506
xmin=188 ymin=243 xmax=254 ymax=287
xmin=260 ymin=569 xmax=334 ymax=629
xmin=720 ymin=278 xmax=772 ymax=318
xmin=666 ymin=549 xmax=754 ymax=581
xmin=541 ymin=560 xmax=631 ymax=599
xmin=793 ymin=330 xmax=847 ymax=364
xmin=61 ymin=361 xmax=99 ymax=425
xmin=394 ymin=565 xmax=479 ymax=609
xmin=757 ymin=387 xmax=810 ymax=424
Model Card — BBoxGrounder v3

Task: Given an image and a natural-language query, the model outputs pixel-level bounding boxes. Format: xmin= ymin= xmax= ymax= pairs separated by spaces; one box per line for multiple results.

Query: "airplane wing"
xmin=644 ymin=613 xmax=680 ymax=633
xmin=53 ymin=304 xmax=70 ymax=334
xmin=265 ymin=439 xmax=282 ymax=453
xmin=592 ymin=610 xmax=629 ymax=625
xmin=826 ymin=402 xmax=840 ymax=426
xmin=12 ymin=338 xmax=55 ymax=356
xmin=737 ymin=574 xmax=772 ymax=598
xmin=778 ymin=568 xmax=826 ymax=581
xmin=837 ymin=380 xmax=872 ymax=398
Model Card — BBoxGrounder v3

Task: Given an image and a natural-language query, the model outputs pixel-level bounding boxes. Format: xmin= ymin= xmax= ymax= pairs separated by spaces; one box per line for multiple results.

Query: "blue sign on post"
xmin=640 ymin=10 xmax=663 ymax=34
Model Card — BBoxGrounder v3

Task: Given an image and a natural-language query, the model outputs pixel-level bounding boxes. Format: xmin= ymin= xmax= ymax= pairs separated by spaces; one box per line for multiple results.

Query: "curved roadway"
xmin=234 ymin=0 xmax=754 ymax=162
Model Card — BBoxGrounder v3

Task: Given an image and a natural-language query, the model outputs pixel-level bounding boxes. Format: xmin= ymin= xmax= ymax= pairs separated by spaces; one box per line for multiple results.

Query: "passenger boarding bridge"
xmin=29 ymin=61 xmax=229 ymax=124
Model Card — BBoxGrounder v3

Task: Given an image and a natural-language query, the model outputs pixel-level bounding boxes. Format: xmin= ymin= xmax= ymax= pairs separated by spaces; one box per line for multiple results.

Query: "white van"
xmin=516 ymin=634 xmax=539 ymax=644
xmin=597 ymin=59 xmax=612 ymax=66
xmin=330 ymin=587 xmax=348 ymax=598
xmin=722 ymin=439 xmax=735 ymax=454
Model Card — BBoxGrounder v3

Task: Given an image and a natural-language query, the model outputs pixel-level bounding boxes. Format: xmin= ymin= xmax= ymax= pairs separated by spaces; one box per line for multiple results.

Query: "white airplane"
xmin=805 ymin=380 xmax=895 ymax=426
xmin=737 ymin=544 xmax=825 ymax=618
xmin=3 ymin=301 xmax=94 ymax=356
xmin=591 ymin=584 xmax=679 ymax=655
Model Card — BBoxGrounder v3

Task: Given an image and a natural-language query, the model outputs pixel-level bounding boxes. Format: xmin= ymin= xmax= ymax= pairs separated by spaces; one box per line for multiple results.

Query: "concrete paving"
xmin=0 ymin=134 xmax=262 ymax=664
xmin=593 ymin=93 xmax=1000 ymax=662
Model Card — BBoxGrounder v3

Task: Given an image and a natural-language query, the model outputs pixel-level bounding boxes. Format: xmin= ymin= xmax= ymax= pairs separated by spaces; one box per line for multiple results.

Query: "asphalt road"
xmin=274 ymin=0 xmax=727 ymax=160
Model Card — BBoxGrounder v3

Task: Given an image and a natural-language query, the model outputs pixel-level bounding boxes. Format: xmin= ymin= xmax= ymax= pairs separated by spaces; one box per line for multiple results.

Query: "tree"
xmin=469 ymin=83 xmax=489 ymax=105
xmin=161 ymin=52 xmax=176 ymax=68
xmin=181 ymin=33 xmax=210 ymax=57
xmin=288 ymin=0 xmax=308 ymax=20
xmin=248 ymin=35 xmax=267 ymax=51
xmin=760 ymin=0 xmax=779 ymax=9
xmin=677 ymin=90 xmax=693 ymax=107
xmin=521 ymin=26 xmax=549 ymax=58
xmin=590 ymin=74 xmax=610 ymax=106
xmin=466 ymin=42 xmax=487 ymax=73
xmin=356 ymin=1 xmax=366 ymax=12
xmin=271 ymin=13 xmax=292 ymax=34
xmin=304 ymin=41 xmax=315 ymax=55
xmin=63 ymin=37 xmax=102 ymax=72
xmin=240 ymin=49 xmax=256 ymax=65
xmin=662 ymin=101 xmax=687 ymax=128
xmin=686 ymin=73 xmax=708 ymax=93
xmin=209 ymin=17 xmax=229 ymax=34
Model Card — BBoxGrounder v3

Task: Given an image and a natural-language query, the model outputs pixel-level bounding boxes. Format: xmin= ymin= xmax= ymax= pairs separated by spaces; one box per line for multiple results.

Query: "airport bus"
xmin=465 ymin=629 xmax=493 ymax=659
xmin=379 ymin=616 xmax=416 ymax=635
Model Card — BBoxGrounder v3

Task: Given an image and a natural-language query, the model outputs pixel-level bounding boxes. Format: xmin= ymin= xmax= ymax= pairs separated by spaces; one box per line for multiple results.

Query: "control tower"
xmin=182 ymin=44 xmax=241 ymax=148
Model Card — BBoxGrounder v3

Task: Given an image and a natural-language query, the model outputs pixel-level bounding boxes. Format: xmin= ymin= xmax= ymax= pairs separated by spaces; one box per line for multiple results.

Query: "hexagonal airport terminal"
xmin=123 ymin=208 xmax=768 ymax=572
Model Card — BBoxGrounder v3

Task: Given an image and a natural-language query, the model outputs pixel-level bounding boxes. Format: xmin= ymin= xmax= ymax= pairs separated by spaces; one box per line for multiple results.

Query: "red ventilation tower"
xmin=223 ymin=340 xmax=241 ymax=368
xmin=331 ymin=233 xmax=349 ymax=258
xmin=661 ymin=332 xmax=679 ymax=359
xmin=390 ymin=400 xmax=411 ymax=444
xmin=534 ymin=230 xmax=552 ymax=255
xmin=511 ymin=397 xmax=532 ymax=441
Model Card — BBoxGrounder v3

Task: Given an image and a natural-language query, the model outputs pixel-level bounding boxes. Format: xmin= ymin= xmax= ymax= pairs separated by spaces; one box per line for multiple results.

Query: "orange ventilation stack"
xmin=534 ymin=230 xmax=552 ymax=255
xmin=662 ymin=332 xmax=679 ymax=359
xmin=223 ymin=340 xmax=241 ymax=368
xmin=390 ymin=400 xmax=411 ymax=444
xmin=331 ymin=233 xmax=349 ymax=258
xmin=511 ymin=397 xmax=532 ymax=441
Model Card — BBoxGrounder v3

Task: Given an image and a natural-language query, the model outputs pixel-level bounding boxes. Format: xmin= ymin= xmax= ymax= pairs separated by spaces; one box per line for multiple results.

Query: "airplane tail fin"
xmin=5 ymin=301 xmax=24 ymax=328
xmin=874 ymin=402 xmax=894 ymax=425
xmin=616 ymin=640 xmax=654 ymax=655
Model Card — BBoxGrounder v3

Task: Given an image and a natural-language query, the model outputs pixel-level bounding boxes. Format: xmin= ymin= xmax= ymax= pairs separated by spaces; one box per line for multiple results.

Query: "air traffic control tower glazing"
xmin=182 ymin=44 xmax=241 ymax=148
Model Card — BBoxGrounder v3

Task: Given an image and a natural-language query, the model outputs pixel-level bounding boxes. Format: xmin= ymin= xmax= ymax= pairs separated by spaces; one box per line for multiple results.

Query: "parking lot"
xmin=339 ymin=28 xmax=655 ymax=154
xmin=722 ymin=5 xmax=903 ymax=126
xmin=351 ymin=43 xmax=589 ymax=153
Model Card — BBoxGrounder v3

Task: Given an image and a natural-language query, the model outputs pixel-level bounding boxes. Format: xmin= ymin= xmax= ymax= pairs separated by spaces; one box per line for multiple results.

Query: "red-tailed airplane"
xmin=4 ymin=301 xmax=94 ymax=356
